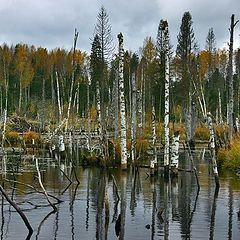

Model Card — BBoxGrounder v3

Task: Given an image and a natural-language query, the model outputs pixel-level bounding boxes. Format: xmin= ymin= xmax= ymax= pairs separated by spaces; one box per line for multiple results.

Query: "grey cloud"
xmin=0 ymin=0 xmax=239 ymax=53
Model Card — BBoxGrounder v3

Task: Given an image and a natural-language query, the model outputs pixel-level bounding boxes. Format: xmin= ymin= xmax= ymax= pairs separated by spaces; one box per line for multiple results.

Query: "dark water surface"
xmin=0 ymin=150 xmax=240 ymax=239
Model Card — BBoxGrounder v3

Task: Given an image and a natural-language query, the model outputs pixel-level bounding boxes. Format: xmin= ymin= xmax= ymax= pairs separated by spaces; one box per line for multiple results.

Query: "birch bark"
xmin=118 ymin=33 xmax=127 ymax=170
xmin=55 ymin=71 xmax=62 ymax=122
xmin=207 ymin=112 xmax=220 ymax=188
xmin=131 ymin=73 xmax=137 ymax=164
xmin=162 ymin=21 xmax=170 ymax=168
xmin=66 ymin=29 xmax=79 ymax=131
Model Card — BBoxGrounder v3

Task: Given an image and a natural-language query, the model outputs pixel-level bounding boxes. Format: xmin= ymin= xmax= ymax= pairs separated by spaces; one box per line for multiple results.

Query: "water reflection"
xmin=0 ymin=151 xmax=240 ymax=239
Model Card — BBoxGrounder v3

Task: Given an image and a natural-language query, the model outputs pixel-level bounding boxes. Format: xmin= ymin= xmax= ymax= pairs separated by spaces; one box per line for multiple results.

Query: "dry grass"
xmin=217 ymin=137 xmax=240 ymax=170
xmin=23 ymin=131 xmax=41 ymax=144
xmin=5 ymin=131 xmax=20 ymax=146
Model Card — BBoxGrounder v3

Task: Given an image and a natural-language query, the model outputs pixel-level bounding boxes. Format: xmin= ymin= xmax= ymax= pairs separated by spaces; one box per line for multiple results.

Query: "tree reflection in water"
xmin=0 ymin=152 xmax=240 ymax=239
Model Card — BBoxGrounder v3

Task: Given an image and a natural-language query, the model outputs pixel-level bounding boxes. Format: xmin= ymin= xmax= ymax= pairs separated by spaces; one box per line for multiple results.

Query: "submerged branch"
xmin=35 ymin=158 xmax=57 ymax=212
xmin=0 ymin=184 xmax=33 ymax=237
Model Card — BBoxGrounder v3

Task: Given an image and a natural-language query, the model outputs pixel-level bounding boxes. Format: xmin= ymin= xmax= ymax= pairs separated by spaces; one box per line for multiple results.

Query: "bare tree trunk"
xmin=171 ymin=131 xmax=180 ymax=173
xmin=131 ymin=73 xmax=137 ymax=164
xmin=150 ymin=102 xmax=157 ymax=175
xmin=19 ymin=77 xmax=22 ymax=113
xmin=118 ymin=33 xmax=128 ymax=170
xmin=113 ymin=73 xmax=119 ymax=140
xmin=96 ymin=81 xmax=102 ymax=136
xmin=66 ymin=29 xmax=79 ymax=131
xmin=87 ymin=80 xmax=91 ymax=152
xmin=51 ymin=71 xmax=55 ymax=106
xmin=76 ymin=81 xmax=80 ymax=115
xmin=142 ymin=70 xmax=146 ymax=131
xmin=163 ymin=21 xmax=170 ymax=170
xmin=55 ymin=71 xmax=62 ymax=123
xmin=0 ymin=87 xmax=3 ymax=116
xmin=207 ymin=112 xmax=220 ymax=189
xmin=137 ymin=89 xmax=142 ymax=137
xmin=41 ymin=77 xmax=46 ymax=130
xmin=218 ymin=89 xmax=223 ymax=124
xmin=227 ymin=14 xmax=239 ymax=142
xmin=1 ymin=109 xmax=7 ymax=150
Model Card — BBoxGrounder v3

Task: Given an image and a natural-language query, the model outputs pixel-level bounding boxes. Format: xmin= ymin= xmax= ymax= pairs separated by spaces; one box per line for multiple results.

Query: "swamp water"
xmin=0 ymin=150 xmax=240 ymax=239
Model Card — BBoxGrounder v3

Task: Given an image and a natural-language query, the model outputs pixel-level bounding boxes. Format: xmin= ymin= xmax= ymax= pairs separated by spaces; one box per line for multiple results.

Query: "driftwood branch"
xmin=35 ymin=158 xmax=57 ymax=212
xmin=4 ymin=179 xmax=62 ymax=204
xmin=0 ymin=184 xmax=33 ymax=237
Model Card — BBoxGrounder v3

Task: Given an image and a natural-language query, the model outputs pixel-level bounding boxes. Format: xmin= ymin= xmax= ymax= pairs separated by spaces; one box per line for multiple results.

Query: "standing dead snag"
xmin=227 ymin=14 xmax=239 ymax=142
xmin=207 ymin=112 xmax=220 ymax=189
xmin=66 ymin=28 xmax=79 ymax=131
xmin=131 ymin=73 xmax=137 ymax=164
xmin=162 ymin=20 xmax=170 ymax=172
xmin=118 ymin=33 xmax=128 ymax=170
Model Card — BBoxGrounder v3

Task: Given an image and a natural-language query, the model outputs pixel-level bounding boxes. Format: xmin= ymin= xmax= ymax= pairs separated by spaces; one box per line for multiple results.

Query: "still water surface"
xmin=0 ymin=150 xmax=240 ymax=239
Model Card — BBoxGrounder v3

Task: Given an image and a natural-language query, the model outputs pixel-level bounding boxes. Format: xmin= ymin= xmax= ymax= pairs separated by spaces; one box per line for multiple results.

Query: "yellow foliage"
xmin=199 ymin=50 xmax=210 ymax=79
xmin=90 ymin=105 xmax=97 ymax=119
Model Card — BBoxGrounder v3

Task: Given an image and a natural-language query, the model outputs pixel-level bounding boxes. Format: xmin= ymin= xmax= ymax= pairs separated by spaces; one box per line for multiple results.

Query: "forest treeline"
xmin=0 ymin=7 xmax=239 ymax=133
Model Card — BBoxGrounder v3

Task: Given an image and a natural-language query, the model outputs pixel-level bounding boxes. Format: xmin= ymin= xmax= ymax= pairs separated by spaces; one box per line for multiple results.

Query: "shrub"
xmin=23 ymin=131 xmax=41 ymax=144
xmin=6 ymin=131 xmax=20 ymax=146
xmin=217 ymin=138 xmax=240 ymax=170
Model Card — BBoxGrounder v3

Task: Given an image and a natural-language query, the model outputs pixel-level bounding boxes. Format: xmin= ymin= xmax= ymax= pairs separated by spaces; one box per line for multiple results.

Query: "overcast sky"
xmin=0 ymin=0 xmax=239 ymax=55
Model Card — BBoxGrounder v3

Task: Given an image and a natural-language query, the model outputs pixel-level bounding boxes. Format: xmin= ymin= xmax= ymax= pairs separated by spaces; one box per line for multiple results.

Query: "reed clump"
xmin=217 ymin=138 xmax=240 ymax=170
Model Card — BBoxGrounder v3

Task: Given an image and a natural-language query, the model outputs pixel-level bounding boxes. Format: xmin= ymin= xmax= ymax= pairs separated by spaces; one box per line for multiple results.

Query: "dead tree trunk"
xmin=55 ymin=71 xmax=62 ymax=123
xmin=150 ymin=102 xmax=157 ymax=175
xmin=118 ymin=33 xmax=128 ymax=170
xmin=66 ymin=29 xmax=79 ymax=131
xmin=162 ymin=20 xmax=170 ymax=171
xmin=207 ymin=112 xmax=220 ymax=189
xmin=131 ymin=72 xmax=137 ymax=164
xmin=227 ymin=14 xmax=239 ymax=142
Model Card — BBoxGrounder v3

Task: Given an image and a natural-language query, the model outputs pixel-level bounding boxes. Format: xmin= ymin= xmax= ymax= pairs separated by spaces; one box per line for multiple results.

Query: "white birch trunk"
xmin=207 ymin=112 xmax=220 ymax=188
xmin=150 ymin=103 xmax=157 ymax=173
xmin=96 ymin=81 xmax=102 ymax=136
xmin=66 ymin=29 xmax=79 ymax=131
xmin=1 ymin=109 xmax=7 ymax=150
xmin=137 ymin=90 xmax=143 ymax=137
xmin=171 ymin=131 xmax=180 ymax=169
xmin=76 ymin=82 xmax=80 ymax=115
xmin=113 ymin=73 xmax=119 ymax=140
xmin=87 ymin=79 xmax=91 ymax=152
xmin=59 ymin=134 xmax=65 ymax=152
xmin=236 ymin=117 xmax=239 ymax=134
xmin=131 ymin=73 xmax=137 ymax=164
xmin=142 ymin=70 xmax=146 ymax=131
xmin=19 ymin=78 xmax=22 ymax=112
xmin=55 ymin=71 xmax=62 ymax=122
xmin=163 ymin=21 xmax=170 ymax=168
xmin=218 ymin=89 xmax=223 ymax=124
xmin=118 ymin=33 xmax=128 ymax=170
